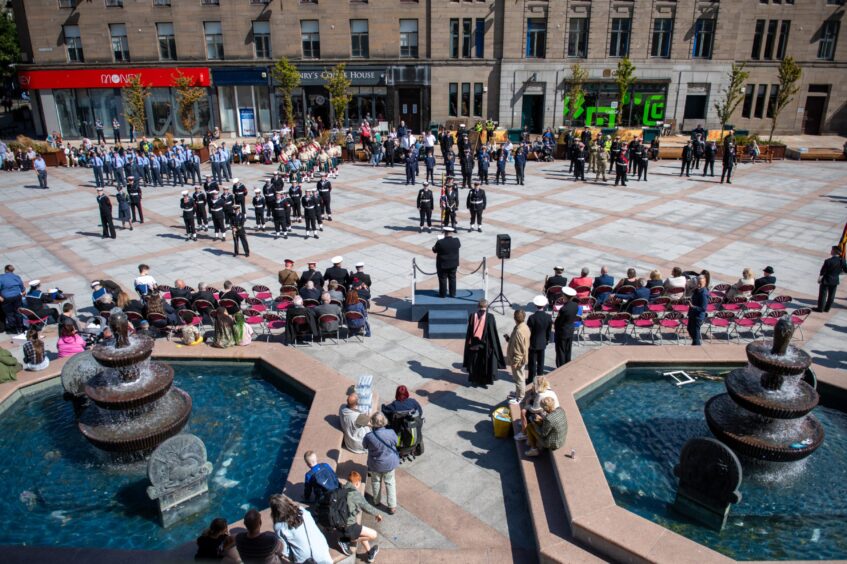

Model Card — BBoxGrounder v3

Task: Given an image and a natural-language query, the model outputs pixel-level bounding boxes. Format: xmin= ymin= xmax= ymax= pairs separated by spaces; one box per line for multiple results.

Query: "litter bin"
xmin=491 ymin=406 xmax=513 ymax=438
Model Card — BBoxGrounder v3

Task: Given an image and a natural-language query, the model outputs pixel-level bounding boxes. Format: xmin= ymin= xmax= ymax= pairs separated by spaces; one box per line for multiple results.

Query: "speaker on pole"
xmin=496 ymin=234 xmax=511 ymax=259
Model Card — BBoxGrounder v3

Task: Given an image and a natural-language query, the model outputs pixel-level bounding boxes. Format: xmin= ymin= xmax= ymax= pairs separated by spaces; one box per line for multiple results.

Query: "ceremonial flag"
xmin=839 ymin=221 xmax=847 ymax=258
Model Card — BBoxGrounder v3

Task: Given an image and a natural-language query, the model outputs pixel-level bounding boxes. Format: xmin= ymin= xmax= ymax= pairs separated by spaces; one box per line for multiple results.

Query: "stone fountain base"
xmin=147 ymin=434 xmax=212 ymax=528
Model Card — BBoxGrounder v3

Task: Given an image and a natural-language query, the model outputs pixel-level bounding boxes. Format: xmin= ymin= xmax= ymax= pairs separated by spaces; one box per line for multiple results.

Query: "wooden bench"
xmin=737 ymin=145 xmax=773 ymax=164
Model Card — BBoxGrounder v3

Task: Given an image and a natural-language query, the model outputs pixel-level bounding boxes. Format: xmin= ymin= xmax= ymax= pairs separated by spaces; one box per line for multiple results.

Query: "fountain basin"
xmin=746 ymin=341 xmax=811 ymax=377
xmin=724 ymin=368 xmax=819 ymax=419
xmin=91 ymin=334 xmax=155 ymax=368
xmin=84 ymin=362 xmax=175 ymax=411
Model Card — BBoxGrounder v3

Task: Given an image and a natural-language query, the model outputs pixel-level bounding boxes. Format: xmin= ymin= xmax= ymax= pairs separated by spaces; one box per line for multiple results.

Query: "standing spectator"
xmin=526 ymin=296 xmax=552 ymax=384
xmin=554 ymin=287 xmax=579 ymax=367
xmin=112 ymin=117 xmax=121 ymax=144
xmin=339 ymin=393 xmax=371 ymax=454
xmin=817 ymin=245 xmax=847 ymax=313
xmin=33 ymin=153 xmax=48 ymax=189
xmin=687 ymin=275 xmax=709 ymax=346
xmin=0 ymin=264 xmax=25 ymax=334
xmin=235 ymin=509 xmax=284 ymax=563
xmin=22 ymin=328 xmax=49 ymax=371
xmin=95 ymin=118 xmax=106 ymax=144
xmin=270 ymin=495 xmax=332 ymax=564
xmin=362 ymin=413 xmax=400 ymax=515
xmin=505 ymin=309 xmax=530 ymax=404
xmin=337 ymin=471 xmax=384 ymax=562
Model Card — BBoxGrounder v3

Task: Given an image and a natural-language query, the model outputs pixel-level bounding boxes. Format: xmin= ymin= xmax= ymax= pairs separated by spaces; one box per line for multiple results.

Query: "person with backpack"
xmin=334 ymin=471 xmax=383 ymax=562
xmin=362 ymin=413 xmax=400 ymax=515
xmin=303 ymin=450 xmax=340 ymax=503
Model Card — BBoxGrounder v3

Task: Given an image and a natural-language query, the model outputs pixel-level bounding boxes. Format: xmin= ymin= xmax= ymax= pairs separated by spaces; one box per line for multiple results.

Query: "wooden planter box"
xmin=41 ymin=151 xmax=67 ymax=167
xmin=195 ymin=146 xmax=210 ymax=163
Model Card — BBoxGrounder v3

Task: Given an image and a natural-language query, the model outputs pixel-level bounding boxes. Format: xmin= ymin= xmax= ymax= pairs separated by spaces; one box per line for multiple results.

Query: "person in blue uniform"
xmin=91 ymin=153 xmax=104 ymax=188
xmin=432 ymin=227 xmax=460 ymax=298
xmin=514 ymin=144 xmax=527 ymax=185
xmin=466 ymin=181 xmax=487 ymax=233
xmin=495 ymin=147 xmax=507 ymax=185
xmin=444 ymin=150 xmax=456 ymax=179
xmin=477 ymin=147 xmax=490 ymax=185
xmin=424 ymin=150 xmax=436 ymax=184
xmin=96 ymin=188 xmax=116 ymax=239
xmin=404 ymin=149 xmax=417 ymax=185
xmin=817 ymin=245 xmax=847 ymax=312
xmin=687 ymin=275 xmax=709 ymax=345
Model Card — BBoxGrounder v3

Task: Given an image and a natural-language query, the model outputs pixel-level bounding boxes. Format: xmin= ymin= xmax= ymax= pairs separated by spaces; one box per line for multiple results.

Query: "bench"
xmin=737 ymin=145 xmax=773 ymax=164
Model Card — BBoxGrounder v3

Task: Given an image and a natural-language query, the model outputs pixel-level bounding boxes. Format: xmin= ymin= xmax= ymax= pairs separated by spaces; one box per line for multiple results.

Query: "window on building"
xmin=462 ymin=18 xmax=472 ymax=58
xmin=568 ymin=17 xmax=589 ymax=58
xmin=351 ymin=20 xmax=369 ymax=58
xmin=776 ymin=20 xmax=790 ymax=60
xmin=58 ymin=0 xmax=76 ymax=7
xmin=763 ymin=20 xmax=778 ymax=59
xmin=461 ymin=83 xmax=471 ymax=116
xmin=754 ymin=84 xmax=767 ymax=118
xmin=153 ymin=0 xmax=171 ymax=6
xmin=766 ymin=84 xmax=779 ymax=118
xmin=475 ymin=18 xmax=485 ymax=57
xmin=204 ymin=21 xmax=224 ymax=60
xmin=63 ymin=25 xmax=84 ymax=62
xmin=692 ymin=18 xmax=715 ymax=58
xmin=157 ymin=22 xmax=177 ymax=60
xmin=105 ymin=0 xmax=123 ymax=6
xmin=473 ymin=83 xmax=483 ymax=117
xmin=609 ymin=18 xmax=631 ymax=57
xmin=751 ymin=20 xmax=764 ymax=59
xmin=201 ymin=0 xmax=220 ymax=5
xmin=301 ymin=20 xmax=320 ymax=59
xmin=449 ymin=19 xmax=459 ymax=58
xmin=818 ymin=20 xmax=839 ymax=60
xmin=741 ymin=84 xmax=754 ymax=118
xmin=449 ymin=83 xmax=458 ymax=116
xmin=400 ymin=19 xmax=418 ymax=58
xmin=526 ymin=18 xmax=546 ymax=58
xmin=253 ymin=21 xmax=271 ymax=59
xmin=683 ymin=94 xmax=708 ymax=120
xmin=110 ymin=24 xmax=130 ymax=62
xmin=651 ymin=18 xmax=673 ymax=58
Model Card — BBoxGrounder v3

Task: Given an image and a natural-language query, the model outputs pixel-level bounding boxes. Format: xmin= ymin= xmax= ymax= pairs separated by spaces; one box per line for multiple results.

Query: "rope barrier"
xmin=411 ymin=258 xmax=487 ymax=277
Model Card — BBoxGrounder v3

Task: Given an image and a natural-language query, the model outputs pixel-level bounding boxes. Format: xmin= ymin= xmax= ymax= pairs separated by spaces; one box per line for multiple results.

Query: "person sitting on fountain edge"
xmin=303 ymin=450 xmax=340 ymax=503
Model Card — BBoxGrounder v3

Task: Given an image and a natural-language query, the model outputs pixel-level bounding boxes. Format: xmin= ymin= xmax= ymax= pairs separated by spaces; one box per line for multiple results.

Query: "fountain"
xmin=704 ymin=317 xmax=824 ymax=463
xmin=77 ymin=312 xmax=192 ymax=456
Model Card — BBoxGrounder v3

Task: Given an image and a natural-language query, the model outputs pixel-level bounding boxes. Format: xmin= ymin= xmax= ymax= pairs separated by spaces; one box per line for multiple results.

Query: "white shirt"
xmin=424 ymin=133 xmax=436 ymax=148
xmin=134 ymin=274 xmax=157 ymax=292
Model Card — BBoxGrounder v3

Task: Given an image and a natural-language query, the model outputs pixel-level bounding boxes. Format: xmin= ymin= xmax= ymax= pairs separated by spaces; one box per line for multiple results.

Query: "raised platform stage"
xmin=411 ymin=289 xmax=483 ymax=339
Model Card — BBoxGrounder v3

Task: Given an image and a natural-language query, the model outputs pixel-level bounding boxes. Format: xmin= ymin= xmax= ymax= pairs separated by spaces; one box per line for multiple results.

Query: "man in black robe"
xmin=462 ymin=299 xmax=505 ymax=387
xmin=554 ymin=287 xmax=579 ymax=367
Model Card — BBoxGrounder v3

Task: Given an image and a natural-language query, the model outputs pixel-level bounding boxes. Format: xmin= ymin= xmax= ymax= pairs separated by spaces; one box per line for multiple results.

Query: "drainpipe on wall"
xmin=673 ymin=69 xmax=683 ymax=133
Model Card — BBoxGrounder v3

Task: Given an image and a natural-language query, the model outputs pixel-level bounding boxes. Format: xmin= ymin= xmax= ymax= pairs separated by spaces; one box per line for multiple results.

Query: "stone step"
xmin=427 ymin=322 xmax=468 ymax=339
xmin=411 ymin=289 xmax=484 ymax=322
xmin=427 ymin=309 xmax=469 ymax=325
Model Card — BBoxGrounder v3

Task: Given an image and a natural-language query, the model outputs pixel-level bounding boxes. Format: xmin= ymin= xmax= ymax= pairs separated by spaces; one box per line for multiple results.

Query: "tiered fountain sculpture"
xmin=77 ymin=312 xmax=192 ymax=456
xmin=705 ymin=318 xmax=824 ymax=462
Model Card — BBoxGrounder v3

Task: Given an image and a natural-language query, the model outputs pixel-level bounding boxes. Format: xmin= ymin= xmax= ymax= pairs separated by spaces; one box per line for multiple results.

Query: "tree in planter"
xmin=564 ymin=63 xmax=588 ymax=127
xmin=173 ymin=71 xmax=206 ymax=145
xmin=123 ymin=75 xmax=151 ymax=140
xmin=768 ymin=56 xmax=801 ymax=144
xmin=614 ymin=57 xmax=636 ymax=127
xmin=714 ymin=63 xmax=749 ymax=136
xmin=0 ymin=13 xmax=21 ymax=82
xmin=325 ymin=63 xmax=352 ymax=129
xmin=271 ymin=57 xmax=300 ymax=129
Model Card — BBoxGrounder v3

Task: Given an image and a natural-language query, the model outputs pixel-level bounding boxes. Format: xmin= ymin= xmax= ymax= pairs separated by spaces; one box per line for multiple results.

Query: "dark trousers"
xmin=1 ymin=295 xmax=23 ymax=333
xmin=614 ymin=168 xmax=627 ymax=186
xmin=211 ymin=212 xmax=226 ymax=233
xmin=527 ymin=348 xmax=545 ymax=382
xmin=255 ymin=209 xmax=265 ymax=227
xmin=291 ymin=200 xmax=301 ymax=219
xmin=555 ymin=336 xmax=573 ymax=367
xmin=130 ymin=201 xmax=144 ymax=223
xmin=721 ymin=163 xmax=734 ymax=183
xmin=182 ymin=214 xmax=196 ymax=236
xmin=461 ymin=171 xmax=471 ymax=188
xmin=693 ymin=156 xmax=701 ymax=169
xmin=320 ymin=196 xmax=331 ymax=218
xmin=680 ymin=160 xmax=691 ymax=177
xmin=515 ymin=165 xmax=525 ymax=185
xmin=426 ymin=168 xmax=435 ymax=183
xmin=100 ymin=212 xmax=116 ymax=239
xmin=305 ymin=215 xmax=318 ymax=232
xmin=196 ymin=207 xmax=208 ymax=227
xmin=442 ymin=209 xmax=456 ymax=228
xmin=687 ymin=315 xmax=704 ymax=345
xmin=818 ymin=284 xmax=838 ymax=312
xmin=236 ymin=198 xmax=246 ymax=215
xmin=93 ymin=166 xmax=104 ymax=187
xmin=478 ymin=169 xmax=488 ymax=184
xmin=151 ymin=168 xmax=163 ymax=186
xmin=113 ymin=130 xmax=120 ymax=144
xmin=637 ymin=161 xmax=648 ymax=181
xmin=703 ymin=158 xmax=715 ymax=176
xmin=406 ymin=167 xmax=416 ymax=185
xmin=495 ymin=167 xmax=506 ymax=184
xmin=470 ymin=209 xmax=483 ymax=226
xmin=233 ymin=228 xmax=249 ymax=256
xmin=437 ymin=267 xmax=457 ymax=298
xmin=96 ymin=130 xmax=106 ymax=144
xmin=419 ymin=208 xmax=432 ymax=227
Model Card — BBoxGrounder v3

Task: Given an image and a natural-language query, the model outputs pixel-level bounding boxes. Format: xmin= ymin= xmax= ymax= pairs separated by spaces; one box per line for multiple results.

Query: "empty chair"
xmin=252 ymin=284 xmax=273 ymax=301
xmin=768 ymin=295 xmax=792 ymax=311
xmin=790 ymin=308 xmax=811 ymax=340
xmin=722 ymin=296 xmax=747 ymax=312
xmin=712 ymin=283 xmax=731 ymax=294
xmin=601 ymin=296 xmax=622 ymax=313
xmin=17 ymin=307 xmax=51 ymax=331
xmin=705 ymin=296 xmax=723 ymax=313
xmin=262 ymin=312 xmax=286 ymax=339
xmin=731 ymin=311 xmax=762 ymax=342
xmin=706 ymin=311 xmax=735 ymax=342
xmin=244 ymin=296 xmax=267 ymax=312
xmin=630 ymin=311 xmax=658 ymax=344
xmin=670 ymin=298 xmax=690 ymax=315
xmin=243 ymin=308 xmax=265 ymax=335
xmin=232 ymin=285 xmax=250 ymax=299
xmin=647 ymin=296 xmax=671 ymax=315
xmin=655 ymin=311 xmax=685 ymax=344
xmin=760 ymin=310 xmax=787 ymax=336
xmin=603 ymin=312 xmax=631 ymax=344
xmin=578 ymin=313 xmax=606 ymax=344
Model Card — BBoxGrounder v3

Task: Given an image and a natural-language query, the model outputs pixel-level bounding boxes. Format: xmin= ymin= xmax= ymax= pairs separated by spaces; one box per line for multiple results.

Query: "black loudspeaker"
xmin=496 ymin=234 xmax=511 ymax=259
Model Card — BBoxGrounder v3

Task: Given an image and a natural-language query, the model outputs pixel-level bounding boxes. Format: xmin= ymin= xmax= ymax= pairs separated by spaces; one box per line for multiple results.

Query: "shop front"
xmin=18 ymin=67 xmax=212 ymax=140
xmin=562 ymin=81 xmax=670 ymax=129
xmin=211 ymin=67 xmax=273 ymax=138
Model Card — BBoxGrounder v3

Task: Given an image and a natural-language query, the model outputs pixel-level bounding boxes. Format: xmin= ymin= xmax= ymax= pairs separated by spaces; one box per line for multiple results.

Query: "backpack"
xmin=317 ymin=487 xmax=351 ymax=531
xmin=310 ymin=464 xmax=340 ymax=497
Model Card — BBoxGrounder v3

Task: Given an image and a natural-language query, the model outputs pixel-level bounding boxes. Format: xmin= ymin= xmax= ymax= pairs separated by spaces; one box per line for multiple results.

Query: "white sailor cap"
xmin=331 ymin=256 xmax=343 ymax=264
xmin=562 ymin=287 xmax=577 ymax=297
xmin=554 ymin=265 xmax=564 ymax=272
xmin=29 ymin=279 xmax=41 ymax=287
xmin=254 ymin=188 xmax=261 ymax=193
xmin=181 ymin=190 xmax=189 ymax=196
xmin=533 ymin=295 xmax=549 ymax=307
xmin=355 ymin=262 xmax=364 ymax=268
xmin=442 ymin=226 xmax=456 ymax=232
xmin=91 ymin=280 xmax=101 ymax=287
xmin=423 ymin=181 xmax=429 ymax=186
xmin=232 ymin=178 xmax=239 ymax=183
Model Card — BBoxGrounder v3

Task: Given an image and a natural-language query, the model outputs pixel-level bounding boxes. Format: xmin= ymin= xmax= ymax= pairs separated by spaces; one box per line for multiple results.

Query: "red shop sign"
xmin=17 ymin=67 xmax=211 ymax=90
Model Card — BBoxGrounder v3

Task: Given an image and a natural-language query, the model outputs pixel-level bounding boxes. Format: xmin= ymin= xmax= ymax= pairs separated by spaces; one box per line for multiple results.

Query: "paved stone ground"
xmin=1 ymin=154 xmax=845 ymax=562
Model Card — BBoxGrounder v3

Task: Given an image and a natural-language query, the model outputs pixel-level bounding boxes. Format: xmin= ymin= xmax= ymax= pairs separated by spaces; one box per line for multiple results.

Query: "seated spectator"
xmin=627 ymin=279 xmax=652 ymax=315
xmin=269 ymin=495 xmax=332 ymax=564
xmin=22 ymin=328 xmax=49 ymax=371
xmin=135 ymin=320 xmax=156 ymax=339
xmin=25 ymin=280 xmax=59 ymax=324
xmin=144 ymin=291 xmax=180 ymax=325
xmin=58 ymin=303 xmax=81 ymax=332
xmin=524 ymin=397 xmax=568 ymax=457
xmin=117 ymin=291 xmax=145 ymax=315
xmin=362 ymin=413 xmax=400 ymax=515
xmin=285 ymin=296 xmax=318 ymax=343
xmin=233 ymin=311 xmax=254 ymax=346
xmin=313 ymin=293 xmax=343 ymax=335
xmin=0 ymin=348 xmax=21 ymax=383
xmin=352 ymin=280 xmax=371 ymax=303
xmin=57 ymin=320 xmax=87 ymax=358
xmin=664 ymin=267 xmax=687 ymax=291
xmin=134 ymin=263 xmax=157 ymax=297
xmin=235 ymin=509 xmax=284 ymax=564
xmin=327 ymin=280 xmax=345 ymax=303
xmin=91 ymin=280 xmax=114 ymax=311
xmin=181 ymin=324 xmax=203 ymax=346
xmin=343 ymin=290 xmax=370 ymax=337
xmin=210 ymin=307 xmax=236 ymax=348
xmin=646 ymin=269 xmax=664 ymax=290
xmin=614 ymin=268 xmax=638 ymax=291
xmin=298 ymin=281 xmax=321 ymax=302
xmin=544 ymin=266 xmax=568 ymax=299
xmin=592 ymin=265 xmax=615 ymax=306
xmin=726 ymin=267 xmax=756 ymax=300
xmin=382 ymin=385 xmax=422 ymax=421
xmin=568 ymin=268 xmax=592 ymax=297
xmin=339 ymin=393 xmax=371 ymax=454
xmin=170 ymin=279 xmax=192 ymax=299
xmin=516 ymin=376 xmax=559 ymax=441
xmin=302 ymin=450 xmax=340 ymax=503
xmin=219 ymin=280 xmax=244 ymax=311
xmin=754 ymin=266 xmax=776 ymax=294
xmin=337 ymin=471 xmax=383 ymax=561
xmin=195 ymin=517 xmax=239 ymax=561
xmin=96 ymin=325 xmax=117 ymax=347
xmin=191 ymin=282 xmax=219 ymax=309
xmin=685 ymin=269 xmax=711 ymax=297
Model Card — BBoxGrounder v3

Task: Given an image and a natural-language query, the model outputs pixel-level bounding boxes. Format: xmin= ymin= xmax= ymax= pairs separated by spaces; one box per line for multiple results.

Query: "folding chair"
xmin=649 ymin=286 xmax=665 ymax=299
xmin=731 ymin=311 xmax=762 ymax=342
xmin=790 ymin=308 xmax=811 ymax=340
xmin=343 ymin=311 xmax=366 ymax=342
xmin=616 ymin=285 xmax=636 ymax=298
xmin=705 ymin=296 xmax=723 ymax=314
xmin=244 ymin=296 xmax=267 ymax=312
xmin=170 ymin=296 xmax=189 ymax=310
xmin=744 ymin=294 xmax=769 ymax=311
xmin=670 ymin=298 xmax=690 ymax=315
xmin=281 ymin=284 xmax=299 ymax=297
xmin=578 ymin=312 xmax=606 ymax=344
xmin=219 ymin=298 xmax=240 ymax=315
xmin=573 ymin=285 xmax=592 ymax=298
xmin=655 ymin=311 xmax=684 ymax=344
xmin=546 ymin=285 xmax=563 ymax=306
xmin=665 ymin=286 xmax=685 ymax=301
xmin=145 ymin=312 xmax=171 ymax=340
xmin=630 ymin=312 xmax=658 ymax=343
xmin=722 ymin=296 xmax=747 ymax=313
xmin=705 ymin=311 xmax=735 ymax=342
xmin=603 ymin=312 xmax=631 ymax=344
xmin=303 ymin=298 xmax=320 ymax=309
xmin=754 ymin=284 xmax=776 ymax=298
xmin=252 ymin=284 xmax=273 ymax=301
xmin=263 ymin=312 xmax=286 ymax=340
xmin=768 ymin=295 xmax=792 ymax=312
xmin=126 ymin=310 xmax=144 ymax=327
xmin=601 ymin=296 xmax=622 ymax=313
xmin=759 ymin=310 xmax=787 ymax=336
xmin=178 ymin=309 xmax=203 ymax=331
xmin=232 ymin=285 xmax=250 ymax=300
xmin=289 ymin=314 xmax=314 ymax=345
xmin=647 ymin=297 xmax=671 ymax=315
xmin=712 ymin=283 xmax=731 ymax=294
xmin=626 ymin=298 xmax=648 ymax=315
xmin=244 ymin=308 xmax=265 ymax=336
xmin=317 ymin=313 xmax=341 ymax=344
xmin=17 ymin=307 xmax=50 ymax=331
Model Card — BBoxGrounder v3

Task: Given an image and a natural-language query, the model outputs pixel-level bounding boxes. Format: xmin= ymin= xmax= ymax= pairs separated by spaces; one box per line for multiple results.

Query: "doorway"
xmin=398 ymin=88 xmax=421 ymax=132
xmin=304 ymin=86 xmax=330 ymax=132
xmin=521 ymin=94 xmax=544 ymax=134
xmin=803 ymin=97 xmax=826 ymax=135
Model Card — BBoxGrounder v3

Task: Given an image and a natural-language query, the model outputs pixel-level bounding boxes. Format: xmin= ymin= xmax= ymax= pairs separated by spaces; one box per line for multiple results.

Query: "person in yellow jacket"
xmin=505 ymin=309 xmax=530 ymax=404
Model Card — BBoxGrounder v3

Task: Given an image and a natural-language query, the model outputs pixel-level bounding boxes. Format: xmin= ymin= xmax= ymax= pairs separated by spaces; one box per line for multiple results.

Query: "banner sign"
xmin=18 ymin=67 xmax=211 ymax=90
xmin=297 ymin=67 xmax=384 ymax=86
xmin=239 ymin=107 xmax=256 ymax=137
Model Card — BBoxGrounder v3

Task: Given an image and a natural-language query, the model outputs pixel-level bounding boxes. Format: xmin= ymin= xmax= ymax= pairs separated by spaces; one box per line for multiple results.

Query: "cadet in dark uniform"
xmin=466 ymin=181 xmax=487 ymax=233
xmin=637 ymin=142 xmax=649 ymax=181
xmin=302 ymin=188 xmax=321 ymax=239
xmin=180 ymin=190 xmax=197 ymax=241
xmin=221 ymin=186 xmax=235 ymax=226
xmin=626 ymin=139 xmax=638 ymax=175
xmin=544 ymin=266 xmax=568 ymax=302
xmin=209 ymin=190 xmax=227 ymax=241
xmin=424 ymin=150 xmax=436 ymax=184
xmin=273 ymin=191 xmax=292 ymax=239
xmin=127 ymin=176 xmax=144 ymax=223
xmin=385 ymin=137 xmax=396 ymax=167
xmin=203 ymin=175 xmax=217 ymax=193
xmin=324 ymin=256 xmax=351 ymax=289
xmin=720 ymin=142 xmax=736 ymax=184
xmin=299 ymin=261 xmax=323 ymax=289
xmin=573 ymin=142 xmax=586 ymax=181
xmin=350 ymin=262 xmax=372 ymax=289
xmin=404 ymin=149 xmax=417 ymax=185
xmin=461 ymin=148 xmax=474 ymax=189
xmin=417 ymin=181 xmax=434 ymax=233
xmin=289 ymin=183 xmax=303 ymax=223
xmin=680 ymin=141 xmax=693 ymax=177
xmin=703 ymin=140 xmax=717 ymax=177
xmin=232 ymin=178 xmax=248 ymax=215
xmin=231 ymin=209 xmax=249 ymax=258
xmin=613 ymin=151 xmax=628 ymax=187
xmin=477 ymin=147 xmax=490 ymax=185
xmin=192 ymin=185 xmax=209 ymax=232
xmin=96 ymin=187 xmax=116 ymax=239
xmin=263 ymin=179 xmax=277 ymax=222
xmin=252 ymin=188 xmax=266 ymax=230
xmin=317 ymin=173 xmax=333 ymax=221
xmin=609 ymin=137 xmax=621 ymax=173
xmin=514 ymin=144 xmax=527 ymax=185
xmin=432 ymin=227 xmax=460 ymax=298
xmin=693 ymin=135 xmax=705 ymax=170
xmin=444 ymin=150 xmax=456 ymax=178
xmin=495 ymin=147 xmax=507 ymax=185
xmin=526 ymin=296 xmax=552 ymax=383
xmin=440 ymin=181 xmax=459 ymax=229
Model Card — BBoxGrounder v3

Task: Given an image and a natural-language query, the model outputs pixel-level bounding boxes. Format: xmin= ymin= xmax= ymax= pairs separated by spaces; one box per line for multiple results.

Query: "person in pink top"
xmin=569 ymin=267 xmax=593 ymax=298
xmin=56 ymin=320 xmax=87 ymax=358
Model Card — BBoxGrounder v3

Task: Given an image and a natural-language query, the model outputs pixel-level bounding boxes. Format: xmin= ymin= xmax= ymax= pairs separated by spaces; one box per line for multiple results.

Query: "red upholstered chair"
xmin=648 ymin=297 xmax=671 ymax=315
xmin=243 ymin=308 xmax=265 ymax=335
xmin=630 ymin=311 xmax=658 ymax=343
xmin=754 ymin=283 xmax=776 ymax=297
xmin=344 ymin=311 xmax=366 ymax=342
xmin=649 ymin=286 xmax=665 ymax=299
xmin=170 ymin=297 xmax=189 ymax=309
xmin=244 ymin=296 xmax=267 ymax=312
xmin=252 ymin=284 xmax=273 ymax=301
xmin=670 ymin=298 xmax=690 ymax=315
xmin=712 ymin=283 xmax=731 ymax=294
xmin=578 ymin=313 xmax=606 ymax=344
xmin=706 ymin=311 xmax=735 ymax=341
xmin=232 ymin=285 xmax=250 ymax=300
xmin=317 ymin=313 xmax=342 ymax=343
xmin=17 ymin=307 xmax=50 ymax=331
xmin=790 ymin=308 xmax=811 ymax=340
xmin=731 ymin=311 xmax=762 ymax=342
xmin=290 ymin=315 xmax=313 ymax=344
xmin=655 ymin=311 xmax=685 ymax=344
xmin=178 ymin=309 xmax=203 ymax=329
xmin=262 ymin=312 xmax=286 ymax=339
xmin=759 ymin=310 xmax=787 ymax=336
xmin=616 ymin=285 xmax=636 ymax=297
xmin=303 ymin=298 xmax=320 ymax=309
xmin=125 ymin=311 xmax=144 ymax=326
xmin=706 ymin=296 xmax=723 ymax=313
xmin=768 ymin=295 xmax=792 ymax=312
xmin=722 ymin=296 xmax=747 ymax=312
xmin=603 ymin=312 xmax=631 ymax=344
xmin=592 ymin=285 xmax=613 ymax=298
xmin=665 ymin=286 xmax=685 ymax=300
xmin=219 ymin=298 xmax=240 ymax=314
xmin=601 ymin=296 xmax=622 ymax=313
